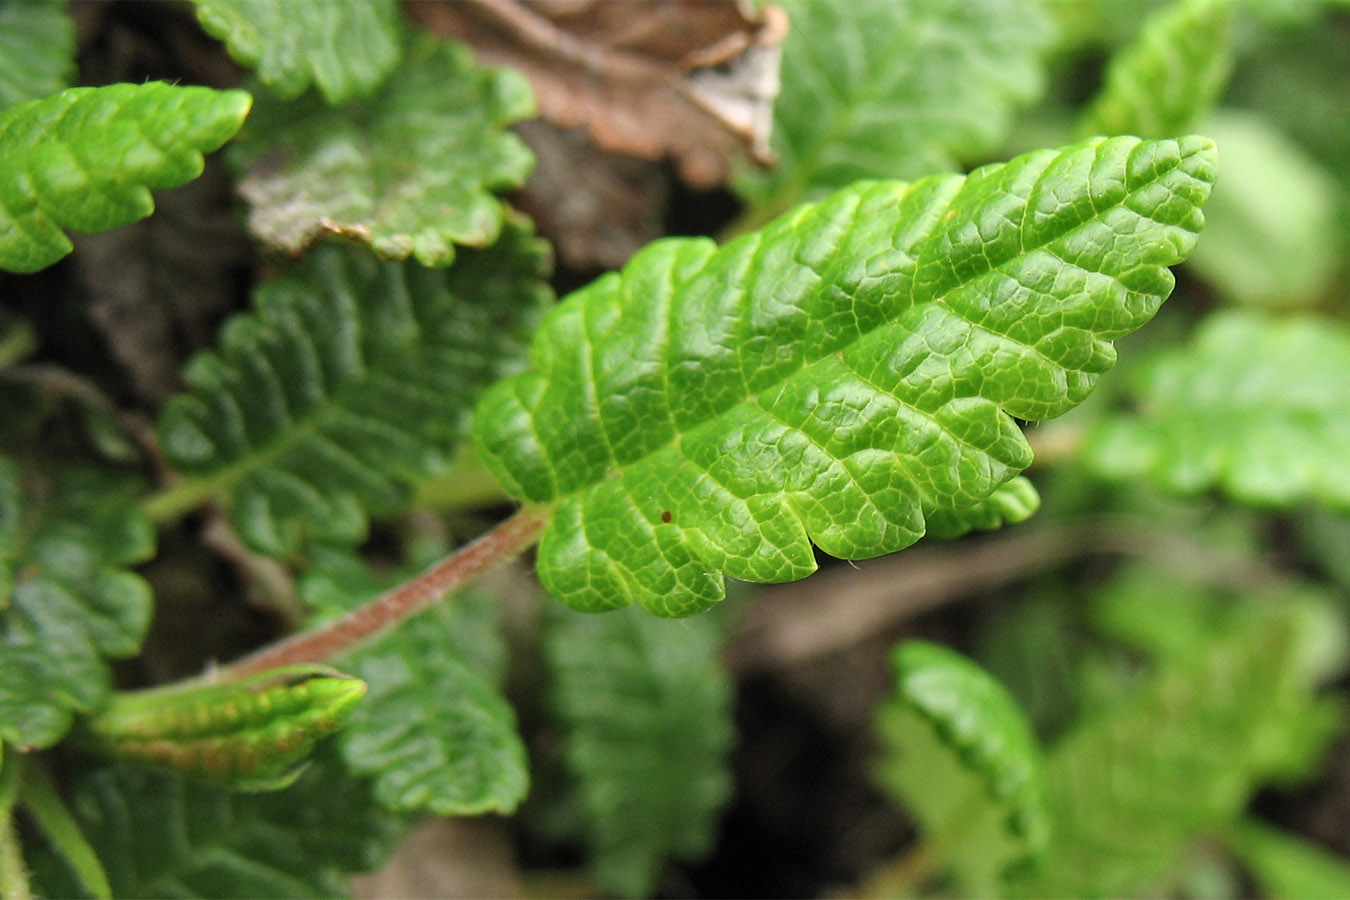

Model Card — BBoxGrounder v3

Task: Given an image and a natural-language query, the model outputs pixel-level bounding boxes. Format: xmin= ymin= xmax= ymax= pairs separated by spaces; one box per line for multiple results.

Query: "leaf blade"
xmin=0 ymin=0 xmax=75 ymax=111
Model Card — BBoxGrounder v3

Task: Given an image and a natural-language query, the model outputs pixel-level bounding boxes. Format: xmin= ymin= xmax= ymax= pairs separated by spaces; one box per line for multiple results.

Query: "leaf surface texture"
xmin=231 ymin=38 xmax=535 ymax=266
xmin=0 ymin=0 xmax=74 ymax=110
xmin=475 ymin=135 xmax=1218 ymax=616
xmin=157 ymin=231 xmax=550 ymax=555
xmin=0 ymin=83 xmax=250 ymax=273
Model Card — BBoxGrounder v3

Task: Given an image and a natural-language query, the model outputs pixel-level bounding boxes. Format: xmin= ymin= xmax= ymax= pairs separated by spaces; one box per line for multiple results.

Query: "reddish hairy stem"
xmin=218 ymin=509 xmax=548 ymax=681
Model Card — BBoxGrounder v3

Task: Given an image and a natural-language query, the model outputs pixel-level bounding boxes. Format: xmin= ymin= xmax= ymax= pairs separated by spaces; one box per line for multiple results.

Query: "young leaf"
xmin=875 ymin=641 xmax=1048 ymax=896
xmin=734 ymin=0 xmax=1053 ymax=221
xmin=78 ymin=666 xmax=367 ymax=792
xmin=543 ymin=603 xmax=734 ymax=897
xmin=0 ymin=0 xmax=75 ymax=111
xmin=26 ymin=755 xmax=404 ymax=900
xmin=154 ymin=227 xmax=551 ymax=555
xmin=475 ymin=135 xmax=1218 ymax=617
xmin=1087 ymin=309 xmax=1350 ymax=511
xmin=231 ymin=37 xmax=535 ymax=266
xmin=0 ymin=83 xmax=250 ymax=274
xmin=303 ymin=554 xmax=528 ymax=816
xmin=1078 ymin=0 xmax=1233 ymax=139
xmin=188 ymin=0 xmax=401 ymax=104
xmin=0 ymin=460 xmax=155 ymax=750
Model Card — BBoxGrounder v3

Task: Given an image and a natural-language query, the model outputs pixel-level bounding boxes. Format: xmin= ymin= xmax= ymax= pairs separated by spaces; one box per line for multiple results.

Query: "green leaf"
xmin=0 ymin=0 xmax=75 ymax=111
xmin=302 ymin=553 xmax=528 ymax=816
xmin=154 ymin=226 xmax=551 ymax=555
xmin=188 ymin=0 xmax=401 ymax=104
xmin=1010 ymin=573 xmax=1348 ymax=898
xmin=231 ymin=37 xmax=535 ymax=266
xmin=475 ymin=135 xmax=1218 ymax=617
xmin=734 ymin=0 xmax=1053 ymax=221
xmin=875 ymin=641 xmax=1048 ymax=897
xmin=1226 ymin=818 xmax=1350 ymax=900
xmin=0 ymin=82 xmax=250 ymax=274
xmin=78 ymin=666 xmax=367 ymax=792
xmin=543 ymin=604 xmax=734 ymax=897
xmin=1087 ymin=309 xmax=1350 ymax=511
xmin=26 ymin=754 xmax=404 ymax=900
xmin=1185 ymin=111 xmax=1340 ymax=307
xmin=924 ymin=475 xmax=1040 ymax=541
xmin=0 ymin=460 xmax=155 ymax=750
xmin=13 ymin=759 xmax=111 ymax=900
xmin=1078 ymin=0 xmax=1234 ymax=139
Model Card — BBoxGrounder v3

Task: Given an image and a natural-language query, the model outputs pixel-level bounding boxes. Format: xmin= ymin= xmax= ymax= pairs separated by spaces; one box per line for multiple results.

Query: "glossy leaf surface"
xmin=476 ymin=135 xmax=1218 ymax=616
xmin=232 ymin=38 xmax=535 ymax=266
xmin=189 ymin=0 xmax=400 ymax=103
xmin=1087 ymin=309 xmax=1350 ymax=510
xmin=157 ymin=229 xmax=550 ymax=555
xmin=0 ymin=83 xmax=249 ymax=273
xmin=0 ymin=461 xmax=154 ymax=750
xmin=0 ymin=0 xmax=74 ymax=110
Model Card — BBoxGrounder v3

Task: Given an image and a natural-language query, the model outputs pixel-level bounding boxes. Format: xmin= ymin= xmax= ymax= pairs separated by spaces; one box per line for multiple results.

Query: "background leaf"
xmin=0 ymin=460 xmax=154 ymax=750
xmin=1226 ymin=818 xmax=1350 ymax=900
xmin=154 ymin=227 xmax=551 ymax=556
xmin=734 ymin=0 xmax=1053 ymax=222
xmin=0 ymin=82 xmax=250 ymax=274
xmin=475 ymin=135 xmax=1217 ymax=617
xmin=231 ymin=37 xmax=535 ymax=266
xmin=0 ymin=0 xmax=74 ymax=111
xmin=874 ymin=641 xmax=1048 ymax=897
xmin=543 ymin=603 xmax=734 ymax=897
xmin=1087 ymin=309 xmax=1350 ymax=510
xmin=188 ymin=0 xmax=400 ymax=104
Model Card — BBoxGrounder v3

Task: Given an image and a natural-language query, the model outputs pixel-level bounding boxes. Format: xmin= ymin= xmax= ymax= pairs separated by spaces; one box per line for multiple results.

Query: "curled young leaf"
xmin=474 ymin=135 xmax=1218 ymax=617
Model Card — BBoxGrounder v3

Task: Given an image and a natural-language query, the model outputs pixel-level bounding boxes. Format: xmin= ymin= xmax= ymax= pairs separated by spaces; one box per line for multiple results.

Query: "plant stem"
xmin=217 ymin=508 xmax=549 ymax=680
xmin=0 ymin=749 xmax=29 ymax=900
xmin=15 ymin=761 xmax=111 ymax=900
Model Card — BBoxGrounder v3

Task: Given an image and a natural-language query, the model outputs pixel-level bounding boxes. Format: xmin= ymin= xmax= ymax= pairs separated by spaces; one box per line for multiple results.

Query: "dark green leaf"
xmin=0 ymin=0 xmax=74 ymax=111
xmin=544 ymin=604 xmax=734 ymax=897
xmin=0 ymin=83 xmax=250 ymax=273
xmin=0 ymin=460 xmax=155 ymax=750
xmin=155 ymin=226 xmax=551 ymax=555
xmin=1087 ymin=309 xmax=1350 ymax=510
xmin=189 ymin=0 xmax=400 ymax=103
xmin=475 ymin=135 xmax=1218 ymax=616
xmin=231 ymin=37 xmax=535 ymax=266
xmin=875 ymin=641 xmax=1048 ymax=896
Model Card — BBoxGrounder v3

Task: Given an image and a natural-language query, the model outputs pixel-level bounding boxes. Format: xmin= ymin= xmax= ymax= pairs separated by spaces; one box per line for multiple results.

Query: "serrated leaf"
xmin=1010 ymin=574 xmax=1348 ymax=898
xmin=156 ymin=227 xmax=551 ymax=556
xmin=0 ymin=460 xmax=155 ymax=750
xmin=0 ymin=0 xmax=75 ymax=111
xmin=0 ymin=82 xmax=250 ymax=274
xmin=1078 ymin=0 xmax=1233 ymax=139
xmin=924 ymin=476 xmax=1041 ymax=541
xmin=301 ymin=554 xmax=528 ymax=816
xmin=188 ymin=0 xmax=400 ymax=104
xmin=79 ymin=666 xmax=367 ymax=792
xmin=735 ymin=0 xmax=1052 ymax=220
xmin=875 ymin=641 xmax=1048 ymax=896
xmin=231 ymin=37 xmax=535 ymax=266
xmin=26 ymin=754 xmax=404 ymax=900
xmin=475 ymin=135 xmax=1218 ymax=617
xmin=544 ymin=604 xmax=734 ymax=897
xmin=1086 ymin=309 xmax=1350 ymax=511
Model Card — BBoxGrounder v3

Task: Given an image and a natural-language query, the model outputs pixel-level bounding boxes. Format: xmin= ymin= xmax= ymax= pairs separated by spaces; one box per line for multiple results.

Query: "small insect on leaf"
xmin=77 ymin=665 xmax=367 ymax=792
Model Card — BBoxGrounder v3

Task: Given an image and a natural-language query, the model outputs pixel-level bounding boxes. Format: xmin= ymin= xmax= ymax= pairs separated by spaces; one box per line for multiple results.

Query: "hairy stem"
xmin=217 ymin=508 xmax=549 ymax=680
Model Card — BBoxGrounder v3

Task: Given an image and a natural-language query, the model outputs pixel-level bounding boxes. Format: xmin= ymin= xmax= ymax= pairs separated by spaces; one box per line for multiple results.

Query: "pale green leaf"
xmin=1186 ymin=111 xmax=1340 ymax=307
xmin=231 ymin=37 xmax=535 ymax=266
xmin=0 ymin=461 xmax=155 ymax=750
xmin=0 ymin=0 xmax=74 ymax=111
xmin=544 ymin=604 xmax=734 ymax=897
xmin=0 ymin=83 xmax=250 ymax=273
xmin=189 ymin=0 xmax=400 ymax=103
xmin=1087 ymin=309 xmax=1350 ymax=511
xmin=475 ymin=135 xmax=1217 ymax=616
xmin=875 ymin=641 xmax=1048 ymax=897
xmin=1078 ymin=0 xmax=1234 ymax=139
xmin=155 ymin=227 xmax=551 ymax=556
xmin=735 ymin=0 xmax=1053 ymax=221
